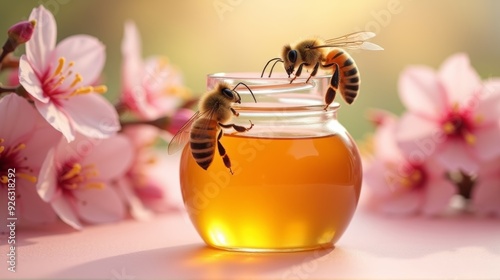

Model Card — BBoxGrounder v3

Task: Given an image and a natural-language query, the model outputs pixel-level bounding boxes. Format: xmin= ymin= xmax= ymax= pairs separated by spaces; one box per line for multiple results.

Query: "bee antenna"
xmin=267 ymin=58 xmax=284 ymax=78
xmin=233 ymin=82 xmax=257 ymax=103
xmin=261 ymin=57 xmax=283 ymax=78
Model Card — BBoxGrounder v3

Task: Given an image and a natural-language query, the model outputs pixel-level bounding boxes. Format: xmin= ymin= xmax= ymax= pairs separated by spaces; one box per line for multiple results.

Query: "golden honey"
xmin=180 ymin=130 xmax=362 ymax=251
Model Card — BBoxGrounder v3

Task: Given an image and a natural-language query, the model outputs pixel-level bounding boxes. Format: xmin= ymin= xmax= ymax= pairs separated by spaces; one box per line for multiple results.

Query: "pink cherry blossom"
xmin=363 ymin=111 xmax=456 ymax=215
xmin=396 ymin=53 xmax=500 ymax=174
xmin=115 ymin=125 xmax=182 ymax=220
xmin=119 ymin=21 xmax=190 ymax=120
xmin=18 ymin=5 xmax=120 ymax=142
xmin=36 ymin=133 xmax=134 ymax=229
xmin=471 ymin=157 xmax=500 ymax=216
xmin=0 ymin=94 xmax=60 ymax=227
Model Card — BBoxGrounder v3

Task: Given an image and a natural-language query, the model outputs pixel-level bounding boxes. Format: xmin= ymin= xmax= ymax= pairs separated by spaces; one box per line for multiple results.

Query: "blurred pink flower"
xmin=364 ymin=111 xmax=456 ymax=215
xmin=18 ymin=5 xmax=120 ymax=142
xmin=115 ymin=125 xmax=182 ymax=220
xmin=119 ymin=21 xmax=190 ymax=120
xmin=0 ymin=94 xmax=60 ymax=227
xmin=36 ymin=133 xmax=134 ymax=229
xmin=471 ymin=157 xmax=500 ymax=216
xmin=396 ymin=53 xmax=500 ymax=173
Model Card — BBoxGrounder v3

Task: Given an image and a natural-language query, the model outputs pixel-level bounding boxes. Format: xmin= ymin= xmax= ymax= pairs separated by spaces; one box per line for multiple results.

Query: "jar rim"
xmin=208 ymin=72 xmax=338 ymax=112
xmin=208 ymin=72 xmax=331 ymax=81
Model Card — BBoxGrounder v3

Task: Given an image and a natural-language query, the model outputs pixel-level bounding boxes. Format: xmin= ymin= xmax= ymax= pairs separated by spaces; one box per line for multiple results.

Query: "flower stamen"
xmin=61 ymin=163 xmax=82 ymax=180
xmin=69 ymin=73 xmax=83 ymax=88
xmin=85 ymin=182 xmax=105 ymax=190
xmin=17 ymin=172 xmax=37 ymax=183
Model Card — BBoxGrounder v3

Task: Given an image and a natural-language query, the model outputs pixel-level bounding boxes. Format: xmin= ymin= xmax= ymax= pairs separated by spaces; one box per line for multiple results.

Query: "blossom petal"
xmin=398 ymin=66 xmax=446 ymax=117
xmin=17 ymin=181 xmax=57 ymax=225
xmin=0 ymin=94 xmax=36 ymax=145
xmin=476 ymin=79 xmax=500 ymax=121
xmin=114 ymin=178 xmax=153 ymax=220
xmin=19 ymin=56 xmax=48 ymax=103
xmin=27 ymin=5 xmax=56 ymax=73
xmin=34 ymin=99 xmax=74 ymax=142
xmin=421 ymin=176 xmax=456 ymax=216
xmin=36 ymin=147 xmax=58 ymax=202
xmin=51 ymin=196 xmax=82 ymax=230
xmin=435 ymin=140 xmax=479 ymax=173
xmin=22 ymin=120 xmax=62 ymax=168
xmin=62 ymin=94 xmax=120 ymax=139
xmin=373 ymin=117 xmax=404 ymax=162
xmin=53 ymin=35 xmax=105 ymax=87
xmin=81 ymin=134 xmax=134 ymax=180
xmin=396 ymin=113 xmax=443 ymax=161
xmin=73 ymin=186 xmax=125 ymax=224
xmin=474 ymin=125 xmax=500 ymax=161
xmin=439 ymin=53 xmax=482 ymax=106
xmin=471 ymin=176 xmax=500 ymax=216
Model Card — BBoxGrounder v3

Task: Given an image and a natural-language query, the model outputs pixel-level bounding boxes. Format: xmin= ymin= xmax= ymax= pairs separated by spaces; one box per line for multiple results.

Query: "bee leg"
xmin=230 ymin=107 xmax=239 ymax=117
xmin=290 ymin=63 xmax=307 ymax=83
xmin=305 ymin=62 xmax=320 ymax=83
xmin=216 ymin=130 xmax=233 ymax=175
xmin=322 ymin=63 xmax=339 ymax=110
xmin=219 ymin=120 xmax=254 ymax=132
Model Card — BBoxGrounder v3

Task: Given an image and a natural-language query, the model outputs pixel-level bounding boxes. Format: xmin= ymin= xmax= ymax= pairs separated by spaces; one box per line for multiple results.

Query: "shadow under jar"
xmin=179 ymin=73 xmax=362 ymax=252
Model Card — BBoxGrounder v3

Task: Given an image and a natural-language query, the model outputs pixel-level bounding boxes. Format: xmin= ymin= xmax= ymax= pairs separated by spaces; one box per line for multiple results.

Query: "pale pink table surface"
xmin=2 ymin=153 xmax=500 ymax=279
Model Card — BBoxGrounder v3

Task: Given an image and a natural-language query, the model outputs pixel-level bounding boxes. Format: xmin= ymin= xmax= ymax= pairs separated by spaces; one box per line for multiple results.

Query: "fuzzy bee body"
xmin=168 ymin=82 xmax=256 ymax=174
xmin=262 ymin=31 xmax=382 ymax=109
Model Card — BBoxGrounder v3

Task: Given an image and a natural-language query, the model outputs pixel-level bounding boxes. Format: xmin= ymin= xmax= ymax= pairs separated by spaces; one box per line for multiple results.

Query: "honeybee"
xmin=261 ymin=31 xmax=383 ymax=109
xmin=167 ymin=82 xmax=256 ymax=174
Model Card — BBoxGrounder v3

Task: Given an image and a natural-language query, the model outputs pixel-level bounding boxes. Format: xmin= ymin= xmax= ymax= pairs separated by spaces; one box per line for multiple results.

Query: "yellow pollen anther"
xmin=443 ymin=122 xmax=455 ymax=134
xmin=61 ymin=163 xmax=82 ymax=180
xmin=475 ymin=115 xmax=484 ymax=124
xmin=399 ymin=177 xmax=412 ymax=187
xmin=85 ymin=182 xmax=105 ymax=190
xmin=12 ymin=143 xmax=26 ymax=153
xmin=70 ymin=85 xmax=108 ymax=96
xmin=464 ymin=133 xmax=476 ymax=145
xmin=410 ymin=170 xmax=422 ymax=182
xmin=0 ymin=138 xmax=4 ymax=144
xmin=0 ymin=146 xmax=4 ymax=154
xmin=93 ymin=85 xmax=108 ymax=94
xmin=0 ymin=176 xmax=8 ymax=184
xmin=17 ymin=173 xmax=37 ymax=183
xmin=54 ymin=57 xmax=65 ymax=76
xmin=451 ymin=102 xmax=460 ymax=112
xmin=70 ymin=74 xmax=83 ymax=88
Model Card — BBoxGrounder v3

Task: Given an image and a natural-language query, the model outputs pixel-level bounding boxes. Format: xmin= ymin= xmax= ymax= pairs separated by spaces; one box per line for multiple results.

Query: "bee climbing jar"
xmin=179 ymin=73 xmax=362 ymax=252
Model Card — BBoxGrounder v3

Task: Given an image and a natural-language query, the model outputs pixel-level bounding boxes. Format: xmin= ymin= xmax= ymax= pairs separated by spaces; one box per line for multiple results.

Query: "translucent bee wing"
xmin=310 ymin=31 xmax=383 ymax=51
xmin=167 ymin=111 xmax=200 ymax=155
xmin=324 ymin=31 xmax=377 ymax=43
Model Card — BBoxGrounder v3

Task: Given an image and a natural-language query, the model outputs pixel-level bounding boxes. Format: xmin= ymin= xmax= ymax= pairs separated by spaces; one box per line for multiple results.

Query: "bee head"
xmin=282 ymin=44 xmax=296 ymax=77
xmin=221 ymin=87 xmax=240 ymax=103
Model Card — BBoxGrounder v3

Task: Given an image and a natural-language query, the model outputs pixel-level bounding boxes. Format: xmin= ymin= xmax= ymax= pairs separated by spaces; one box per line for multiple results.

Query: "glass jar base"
xmin=207 ymin=242 xmax=335 ymax=253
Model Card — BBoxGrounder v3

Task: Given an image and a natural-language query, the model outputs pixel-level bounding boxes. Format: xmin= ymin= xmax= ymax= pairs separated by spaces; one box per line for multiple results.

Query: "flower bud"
xmin=7 ymin=20 xmax=36 ymax=45
xmin=166 ymin=108 xmax=195 ymax=135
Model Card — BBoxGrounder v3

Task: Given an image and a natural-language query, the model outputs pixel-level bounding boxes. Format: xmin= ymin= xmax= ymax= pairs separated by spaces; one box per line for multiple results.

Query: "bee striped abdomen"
xmin=324 ymin=48 xmax=360 ymax=104
xmin=190 ymin=118 xmax=219 ymax=170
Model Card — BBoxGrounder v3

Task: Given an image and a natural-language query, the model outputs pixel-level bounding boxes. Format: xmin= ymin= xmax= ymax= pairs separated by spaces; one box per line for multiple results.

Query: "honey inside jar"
xmin=179 ymin=128 xmax=362 ymax=251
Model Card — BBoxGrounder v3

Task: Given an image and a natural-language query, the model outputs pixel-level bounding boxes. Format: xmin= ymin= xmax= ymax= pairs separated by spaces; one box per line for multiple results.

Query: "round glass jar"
xmin=179 ymin=73 xmax=362 ymax=252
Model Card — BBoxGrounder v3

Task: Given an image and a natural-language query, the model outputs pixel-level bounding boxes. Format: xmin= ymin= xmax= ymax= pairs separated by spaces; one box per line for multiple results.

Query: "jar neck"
xmin=229 ymin=101 xmax=340 ymax=138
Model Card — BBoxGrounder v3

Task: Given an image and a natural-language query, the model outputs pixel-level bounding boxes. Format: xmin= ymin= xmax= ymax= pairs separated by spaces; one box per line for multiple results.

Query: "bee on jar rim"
xmin=168 ymin=82 xmax=256 ymax=174
xmin=261 ymin=31 xmax=383 ymax=110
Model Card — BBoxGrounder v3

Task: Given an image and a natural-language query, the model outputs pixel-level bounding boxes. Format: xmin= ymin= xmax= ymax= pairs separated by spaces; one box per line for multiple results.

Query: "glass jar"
xmin=179 ymin=73 xmax=362 ymax=252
